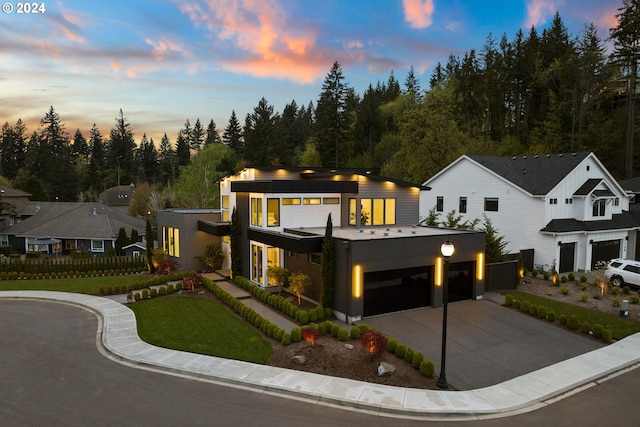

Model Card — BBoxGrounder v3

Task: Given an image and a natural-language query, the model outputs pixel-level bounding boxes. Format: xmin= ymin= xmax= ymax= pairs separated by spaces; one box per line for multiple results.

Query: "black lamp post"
xmin=437 ymin=239 xmax=455 ymax=389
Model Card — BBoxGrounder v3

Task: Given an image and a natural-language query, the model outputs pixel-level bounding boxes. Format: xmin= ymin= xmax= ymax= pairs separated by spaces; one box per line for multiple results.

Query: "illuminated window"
xmin=323 ymin=197 xmax=340 ymax=204
xmin=222 ymin=210 xmax=230 ymax=222
xmin=267 ymin=247 xmax=280 ymax=267
xmin=165 ymin=227 xmax=180 ymax=257
xmin=349 ymin=198 xmax=357 ymax=225
xmin=221 ymin=195 xmax=229 ymax=209
xmin=358 ymin=198 xmax=396 ymax=226
xmin=251 ymin=197 xmax=263 ymax=226
xmin=282 ymin=198 xmax=301 ymax=205
xmin=267 ymin=198 xmax=279 ymax=227
xmin=303 ymin=198 xmax=321 ymax=205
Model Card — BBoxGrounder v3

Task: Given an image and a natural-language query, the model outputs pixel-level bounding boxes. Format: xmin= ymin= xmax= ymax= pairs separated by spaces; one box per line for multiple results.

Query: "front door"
xmin=559 ymin=242 xmax=575 ymax=273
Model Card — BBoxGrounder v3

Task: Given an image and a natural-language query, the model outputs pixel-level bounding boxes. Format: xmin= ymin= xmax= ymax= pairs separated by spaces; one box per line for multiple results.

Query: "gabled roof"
xmin=99 ymin=184 xmax=136 ymax=207
xmin=573 ymin=179 xmax=602 ymax=196
xmin=4 ymin=202 xmax=145 ymax=240
xmin=466 ymin=152 xmax=590 ymax=195
xmin=619 ymin=176 xmax=640 ymax=194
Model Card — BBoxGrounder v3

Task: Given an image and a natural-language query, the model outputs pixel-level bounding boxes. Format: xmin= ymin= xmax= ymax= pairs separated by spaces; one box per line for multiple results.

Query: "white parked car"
xmin=604 ymin=258 xmax=640 ymax=288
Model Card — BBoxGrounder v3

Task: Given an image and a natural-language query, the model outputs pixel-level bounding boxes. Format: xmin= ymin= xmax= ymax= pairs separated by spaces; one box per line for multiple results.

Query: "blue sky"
xmin=0 ymin=0 xmax=622 ymax=143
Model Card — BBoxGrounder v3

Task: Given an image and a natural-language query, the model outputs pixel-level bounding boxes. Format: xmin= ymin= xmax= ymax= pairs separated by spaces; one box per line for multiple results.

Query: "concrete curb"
xmin=2 ymin=290 xmax=640 ymax=421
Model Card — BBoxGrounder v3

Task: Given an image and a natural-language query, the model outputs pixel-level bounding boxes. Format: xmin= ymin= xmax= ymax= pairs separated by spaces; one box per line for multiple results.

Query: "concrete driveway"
xmin=361 ymin=294 xmax=604 ymax=390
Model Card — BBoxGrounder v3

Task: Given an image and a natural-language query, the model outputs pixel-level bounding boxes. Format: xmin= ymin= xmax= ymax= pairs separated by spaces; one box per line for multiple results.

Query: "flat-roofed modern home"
xmin=158 ymin=166 xmax=485 ymax=323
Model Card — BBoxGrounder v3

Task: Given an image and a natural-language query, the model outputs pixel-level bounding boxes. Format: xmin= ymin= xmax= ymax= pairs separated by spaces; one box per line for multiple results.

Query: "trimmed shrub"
xmin=581 ymin=282 xmax=589 ymax=291
xmin=419 ymin=359 xmax=435 ymax=377
xmin=580 ymin=291 xmax=589 ymax=302
xmin=324 ymin=307 xmax=332 ymax=319
xmin=602 ymin=329 xmax=613 ymax=344
xmin=568 ymin=272 xmax=575 ymax=281
xmin=504 ymin=295 xmax=514 ymax=307
xmin=543 ymin=271 xmax=550 ymax=280
xmin=612 ymin=296 xmax=621 ymax=307
xmin=126 ymin=292 xmax=133 ymax=302
xmin=560 ymin=275 xmax=567 ymax=283
xmin=290 ymin=327 xmax=302 ymax=343
xmin=513 ymin=300 xmax=521 ymax=310
xmin=387 ymin=338 xmax=398 ymax=353
xmin=281 ymin=333 xmax=291 ymax=346
xmin=297 ymin=310 xmax=309 ymax=325
xmin=411 ymin=352 xmax=424 ymax=370
xmin=630 ymin=295 xmax=640 ymax=304
xmin=350 ymin=325 xmax=361 ymax=339
xmin=404 ymin=347 xmax=415 ymax=364
xmin=167 ymin=284 xmax=175 ymax=293
xmin=158 ymin=286 xmax=167 ymax=296
xmin=537 ymin=306 xmax=546 ymax=319
xmin=560 ymin=286 xmax=570 ymax=295
xmin=580 ymin=275 xmax=588 ymax=283
xmin=623 ymin=286 xmax=631 ymax=294
xmin=567 ymin=315 xmax=579 ymax=330
xmin=592 ymin=324 xmax=604 ymax=339
xmin=337 ymin=327 xmax=349 ymax=342
xmin=529 ymin=303 xmax=537 ymax=316
xmin=142 ymin=289 xmax=149 ymax=299
xmin=308 ymin=309 xmax=317 ymax=323
xmin=150 ymin=288 xmax=158 ymax=298
xmin=532 ymin=269 xmax=539 ymax=277
xmin=547 ymin=310 xmax=556 ymax=322
xmin=581 ymin=322 xmax=590 ymax=334
xmin=395 ymin=343 xmax=407 ymax=359
xmin=559 ymin=314 xmax=568 ymax=325
xmin=520 ymin=300 xmax=530 ymax=312
xmin=134 ymin=292 xmax=141 ymax=301
xmin=99 ymin=287 xmax=106 ymax=296
xmin=330 ymin=323 xmax=340 ymax=338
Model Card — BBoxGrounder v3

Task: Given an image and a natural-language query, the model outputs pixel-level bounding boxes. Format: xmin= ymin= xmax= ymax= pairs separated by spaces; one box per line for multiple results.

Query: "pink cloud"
xmin=524 ymin=0 xmax=560 ymax=28
xmin=179 ymin=0 xmax=332 ymax=83
xmin=402 ymin=0 xmax=435 ymax=29
xmin=145 ymin=37 xmax=191 ymax=61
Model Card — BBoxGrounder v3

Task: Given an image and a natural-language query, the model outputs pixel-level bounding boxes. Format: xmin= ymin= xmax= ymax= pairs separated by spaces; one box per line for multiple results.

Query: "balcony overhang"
xmin=247 ymin=227 xmax=323 ymax=253
xmin=197 ymin=221 xmax=230 ymax=236
xmin=231 ymin=180 xmax=358 ymax=194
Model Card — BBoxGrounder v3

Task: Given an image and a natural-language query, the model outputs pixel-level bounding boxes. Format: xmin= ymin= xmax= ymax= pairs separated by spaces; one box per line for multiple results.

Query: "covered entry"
xmin=559 ymin=242 xmax=576 ymax=273
xmin=591 ymin=239 xmax=620 ymax=269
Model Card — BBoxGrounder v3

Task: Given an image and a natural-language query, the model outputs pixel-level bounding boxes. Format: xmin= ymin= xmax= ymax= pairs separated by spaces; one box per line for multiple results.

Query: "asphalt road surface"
xmin=1 ymin=300 xmax=638 ymax=426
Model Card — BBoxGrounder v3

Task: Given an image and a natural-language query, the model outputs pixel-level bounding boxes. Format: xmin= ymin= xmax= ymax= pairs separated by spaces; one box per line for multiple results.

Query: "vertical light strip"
xmin=477 ymin=252 xmax=484 ymax=280
xmin=435 ymin=257 xmax=443 ymax=286
xmin=352 ymin=265 xmax=363 ymax=298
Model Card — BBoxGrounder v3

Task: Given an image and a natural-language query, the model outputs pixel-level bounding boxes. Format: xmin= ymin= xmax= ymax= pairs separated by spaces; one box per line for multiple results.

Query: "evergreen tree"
xmin=404 ymin=65 xmax=423 ymax=103
xmin=88 ymin=124 xmax=106 ymax=193
xmin=136 ymin=134 xmax=158 ymax=184
xmin=205 ymin=119 xmax=222 ymax=146
xmin=481 ymin=214 xmax=508 ymax=263
xmin=191 ymin=118 xmax=205 ymax=151
xmin=230 ymin=207 xmax=242 ymax=279
xmin=320 ymin=213 xmax=335 ymax=308
xmin=158 ymin=133 xmax=176 ymax=187
xmin=175 ymin=120 xmax=192 ymax=169
xmin=315 ymin=62 xmax=349 ymax=167
xmin=116 ymin=227 xmax=128 ymax=256
xmin=610 ymin=0 xmax=640 ymax=178
xmin=222 ymin=110 xmax=243 ymax=155
xmin=243 ymin=97 xmax=278 ymax=165
xmin=72 ymin=128 xmax=89 ymax=160
xmin=107 ymin=109 xmax=136 ymax=186
xmin=146 ymin=218 xmax=156 ymax=273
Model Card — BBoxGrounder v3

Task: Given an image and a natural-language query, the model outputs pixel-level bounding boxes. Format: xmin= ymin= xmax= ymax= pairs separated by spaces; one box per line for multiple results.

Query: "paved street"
xmin=1 ymin=298 xmax=639 ymax=426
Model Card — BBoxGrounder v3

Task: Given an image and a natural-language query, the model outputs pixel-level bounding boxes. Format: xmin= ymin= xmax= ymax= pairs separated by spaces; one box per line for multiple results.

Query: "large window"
xmin=221 ymin=195 xmax=229 ymax=209
xmin=251 ymin=197 xmax=263 ymax=226
xmin=593 ymin=199 xmax=606 ymax=217
xmin=164 ymin=227 xmax=180 ymax=257
xmin=251 ymin=244 xmax=263 ymax=283
xmin=267 ymin=198 xmax=279 ymax=227
xmin=354 ymin=197 xmax=397 ymax=226
xmin=459 ymin=197 xmax=467 ymax=214
xmin=91 ymin=239 xmax=104 ymax=253
xmin=484 ymin=197 xmax=499 ymax=212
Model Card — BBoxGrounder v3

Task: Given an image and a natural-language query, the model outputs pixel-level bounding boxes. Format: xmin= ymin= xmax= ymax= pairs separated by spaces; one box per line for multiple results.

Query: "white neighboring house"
xmin=421 ymin=152 xmax=637 ymax=273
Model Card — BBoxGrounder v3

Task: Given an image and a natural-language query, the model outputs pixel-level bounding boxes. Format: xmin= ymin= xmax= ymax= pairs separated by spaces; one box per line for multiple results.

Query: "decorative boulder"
xmin=344 ymin=343 xmax=354 ymax=350
xmin=292 ymin=355 xmax=306 ymax=365
xmin=378 ymin=361 xmax=396 ymax=376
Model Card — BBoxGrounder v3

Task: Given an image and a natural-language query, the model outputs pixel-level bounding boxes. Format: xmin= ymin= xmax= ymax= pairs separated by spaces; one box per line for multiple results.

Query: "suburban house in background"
xmin=99 ymin=184 xmax=136 ymax=213
xmin=421 ymin=152 xmax=637 ymax=273
xmin=1 ymin=202 xmax=146 ymax=255
xmin=0 ymin=185 xmax=32 ymax=230
xmin=158 ymin=166 xmax=486 ymax=323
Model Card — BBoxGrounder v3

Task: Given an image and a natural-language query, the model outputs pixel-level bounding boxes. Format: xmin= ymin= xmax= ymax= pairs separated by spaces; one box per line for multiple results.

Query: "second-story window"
xmin=459 ymin=197 xmax=467 ymax=213
xmin=251 ymin=197 xmax=263 ymax=226
xmin=267 ymin=198 xmax=279 ymax=227
xmin=436 ymin=196 xmax=444 ymax=212
xmin=592 ymin=199 xmax=606 ymax=217
xmin=484 ymin=197 xmax=499 ymax=212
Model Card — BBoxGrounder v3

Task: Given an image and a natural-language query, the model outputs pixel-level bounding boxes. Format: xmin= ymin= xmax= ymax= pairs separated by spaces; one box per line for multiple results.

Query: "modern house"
xmin=158 ymin=166 xmax=486 ymax=323
xmin=421 ymin=152 xmax=636 ymax=273
xmin=1 ymin=202 xmax=146 ymax=255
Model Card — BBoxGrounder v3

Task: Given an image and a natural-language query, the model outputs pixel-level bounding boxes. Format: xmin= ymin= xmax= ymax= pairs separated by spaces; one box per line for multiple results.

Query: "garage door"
xmin=363 ymin=266 xmax=431 ymax=317
xmin=591 ymin=239 xmax=621 ymax=269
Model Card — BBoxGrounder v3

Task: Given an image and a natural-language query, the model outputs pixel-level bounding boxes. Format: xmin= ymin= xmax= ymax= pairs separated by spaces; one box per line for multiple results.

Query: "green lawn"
xmin=508 ymin=291 xmax=640 ymax=340
xmin=127 ymin=296 xmax=273 ymax=363
xmin=0 ymin=275 xmax=145 ymax=295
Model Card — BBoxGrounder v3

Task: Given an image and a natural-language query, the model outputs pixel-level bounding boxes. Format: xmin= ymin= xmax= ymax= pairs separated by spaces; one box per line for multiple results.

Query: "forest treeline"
xmin=2 ymin=4 xmax=640 ymax=213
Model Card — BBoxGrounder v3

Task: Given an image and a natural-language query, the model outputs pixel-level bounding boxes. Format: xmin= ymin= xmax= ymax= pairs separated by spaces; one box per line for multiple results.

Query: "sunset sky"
xmin=1 ymin=0 xmax=622 ymax=144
